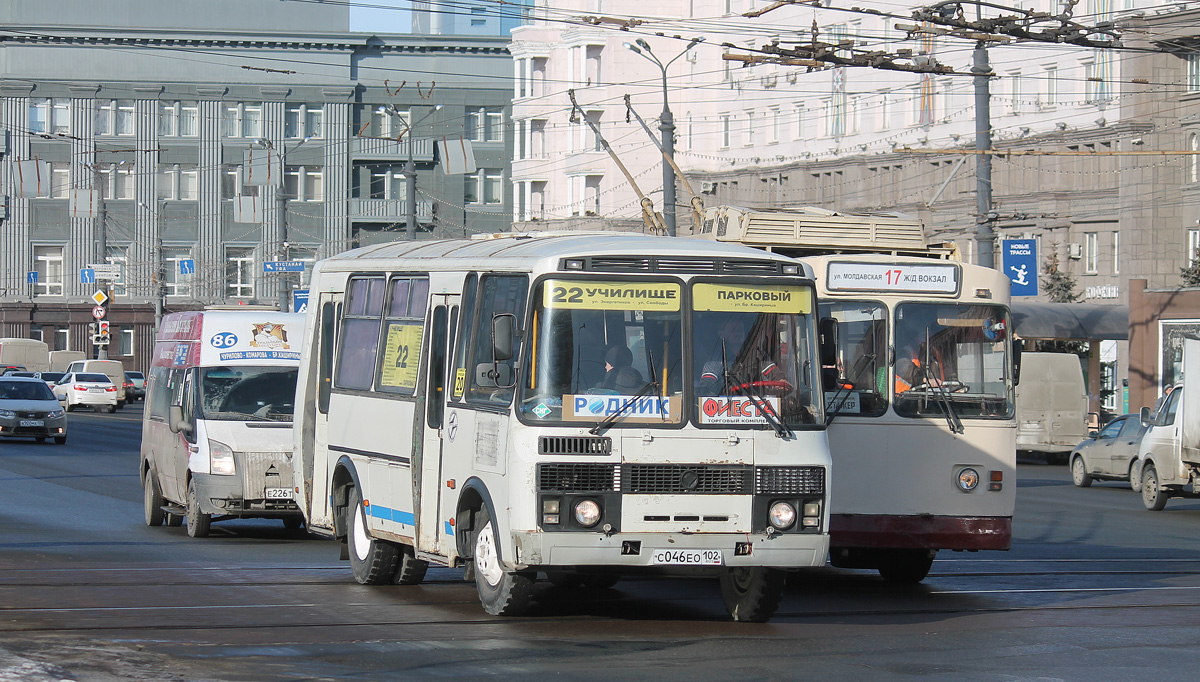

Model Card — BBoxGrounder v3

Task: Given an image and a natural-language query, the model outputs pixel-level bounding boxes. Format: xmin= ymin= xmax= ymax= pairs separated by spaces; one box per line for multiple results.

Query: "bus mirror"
xmin=475 ymin=362 xmax=512 ymax=388
xmin=492 ymin=313 xmax=515 ymax=362
xmin=1140 ymin=406 xmax=1153 ymax=428
xmin=1012 ymin=340 xmax=1023 ymax=386
xmin=821 ymin=367 xmax=841 ymax=391
xmin=818 ymin=317 xmax=839 ymax=367
xmin=168 ymin=405 xmax=193 ymax=435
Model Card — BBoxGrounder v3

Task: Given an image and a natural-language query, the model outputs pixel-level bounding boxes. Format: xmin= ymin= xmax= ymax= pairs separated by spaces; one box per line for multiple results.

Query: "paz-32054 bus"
xmin=293 ymin=233 xmax=836 ymax=621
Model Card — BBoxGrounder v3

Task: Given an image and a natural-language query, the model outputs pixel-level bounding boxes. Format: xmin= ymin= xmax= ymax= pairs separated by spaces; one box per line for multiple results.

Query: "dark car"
xmin=1070 ymin=414 xmax=1148 ymax=490
xmin=0 ymin=376 xmax=67 ymax=444
xmin=125 ymin=371 xmax=146 ymax=401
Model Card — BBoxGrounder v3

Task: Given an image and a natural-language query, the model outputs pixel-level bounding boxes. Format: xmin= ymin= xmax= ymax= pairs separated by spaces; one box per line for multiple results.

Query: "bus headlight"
xmin=574 ymin=499 xmax=602 ymax=527
xmin=768 ymin=501 xmax=797 ymax=530
xmin=957 ymin=467 xmax=980 ymax=491
xmin=209 ymin=439 xmax=236 ymax=476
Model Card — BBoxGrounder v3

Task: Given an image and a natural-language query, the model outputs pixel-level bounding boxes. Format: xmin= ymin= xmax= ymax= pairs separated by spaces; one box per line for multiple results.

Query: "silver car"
xmin=1070 ymin=414 xmax=1148 ymax=489
xmin=0 ymin=376 xmax=67 ymax=444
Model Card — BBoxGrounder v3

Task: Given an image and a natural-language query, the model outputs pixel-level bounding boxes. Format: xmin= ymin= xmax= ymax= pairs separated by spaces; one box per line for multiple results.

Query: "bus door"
xmin=306 ymin=292 xmax=341 ymax=529
xmin=419 ymin=295 xmax=457 ymax=554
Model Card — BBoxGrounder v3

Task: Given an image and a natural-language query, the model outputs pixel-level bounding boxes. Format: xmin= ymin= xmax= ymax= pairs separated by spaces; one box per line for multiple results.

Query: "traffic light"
xmin=94 ymin=320 xmax=110 ymax=346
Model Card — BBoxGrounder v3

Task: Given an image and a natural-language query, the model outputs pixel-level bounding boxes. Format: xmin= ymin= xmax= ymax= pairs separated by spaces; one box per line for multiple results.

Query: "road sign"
xmin=264 ymin=260 xmax=305 ymax=273
xmin=91 ymin=306 xmax=106 ymax=320
xmin=80 ymin=268 xmax=95 ymax=284
xmin=1001 ymin=239 xmax=1039 ymax=297
xmin=292 ymin=289 xmax=309 ymax=313
xmin=86 ymin=263 xmax=121 ymax=281
xmin=91 ymin=290 xmax=108 ymax=306
xmin=27 ymin=272 xmax=38 ymax=284
xmin=180 ymin=259 xmax=195 ymax=275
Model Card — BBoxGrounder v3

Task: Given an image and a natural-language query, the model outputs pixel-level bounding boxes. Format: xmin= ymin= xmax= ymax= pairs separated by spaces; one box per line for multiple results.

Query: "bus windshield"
xmin=892 ymin=303 xmax=1013 ymax=419
xmin=520 ymin=278 xmax=684 ymax=425
xmin=819 ymin=301 xmax=888 ymax=417
xmin=691 ymin=282 xmax=823 ymax=428
xmin=198 ymin=366 xmax=299 ymax=422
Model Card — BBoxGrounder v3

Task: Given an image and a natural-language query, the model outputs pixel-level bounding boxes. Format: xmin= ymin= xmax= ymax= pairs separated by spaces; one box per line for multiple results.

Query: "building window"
xmin=466 ymin=106 xmax=504 ymax=142
xmin=157 ymin=164 xmax=199 ymax=201
xmin=158 ymin=101 xmax=199 ymax=137
xmin=285 ymin=104 xmax=324 ymax=139
xmin=1190 ymin=133 xmax=1199 ymax=184
xmin=220 ymin=164 xmax=258 ymax=199
xmin=465 ymin=168 xmax=504 ymax=205
xmin=1084 ymin=52 xmax=1113 ymax=103
xmin=222 ymin=103 xmax=264 ymax=138
xmin=1043 ymin=66 xmax=1058 ymax=109
xmin=100 ymin=163 xmax=134 ymax=200
xmin=1189 ymin=228 xmax=1200 ymax=267
xmin=768 ymin=107 xmax=780 ymax=144
xmin=163 ymin=248 xmax=193 ymax=298
xmin=1008 ymin=71 xmax=1022 ymax=114
xmin=282 ymin=166 xmax=325 ymax=202
xmin=94 ymin=100 xmax=138 ymax=136
xmin=794 ymin=104 xmax=805 ymax=139
xmin=721 ymin=114 xmax=731 ymax=148
xmin=49 ymin=162 xmax=70 ymax=199
xmin=878 ymin=93 xmax=891 ymax=131
xmin=226 ymin=247 xmax=256 ymax=299
xmin=29 ymin=99 xmax=70 ymax=135
xmin=1084 ymin=232 xmax=1098 ymax=274
xmin=744 ymin=110 xmax=755 ymax=146
xmin=53 ymin=328 xmax=68 ymax=351
xmin=118 ymin=328 xmax=134 ymax=357
xmin=116 ymin=100 xmax=135 ymax=136
xmin=1112 ymin=230 xmax=1119 ymax=275
xmin=1190 ymin=55 xmax=1200 ymax=93
xmin=34 ymin=245 xmax=64 ymax=297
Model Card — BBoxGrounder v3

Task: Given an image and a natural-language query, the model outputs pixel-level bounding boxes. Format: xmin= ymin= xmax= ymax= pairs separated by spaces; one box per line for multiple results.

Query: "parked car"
xmin=35 ymin=371 xmax=65 ymax=389
xmin=124 ymin=371 xmax=145 ymax=401
xmin=1070 ymin=414 xmax=1149 ymax=490
xmin=0 ymin=376 xmax=67 ymax=444
xmin=53 ymin=372 xmax=119 ymax=413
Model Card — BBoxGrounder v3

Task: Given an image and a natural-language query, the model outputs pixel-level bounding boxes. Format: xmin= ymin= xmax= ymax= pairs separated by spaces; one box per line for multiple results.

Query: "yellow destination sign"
xmin=692 ymin=283 xmax=811 ymax=314
xmin=542 ymin=280 xmax=681 ymax=311
xmin=379 ymin=322 xmax=423 ymax=390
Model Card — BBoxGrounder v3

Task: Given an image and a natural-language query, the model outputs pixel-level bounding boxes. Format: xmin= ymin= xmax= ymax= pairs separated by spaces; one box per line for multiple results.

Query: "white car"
xmin=53 ymin=372 xmax=119 ymax=413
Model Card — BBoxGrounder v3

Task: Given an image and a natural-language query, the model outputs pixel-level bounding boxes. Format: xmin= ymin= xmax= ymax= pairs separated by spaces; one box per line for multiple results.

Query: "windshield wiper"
xmin=824 ymin=351 xmax=876 ymax=426
xmin=731 ymin=365 xmax=792 ymax=439
xmin=588 ymin=379 xmax=661 ymax=435
xmin=918 ymin=332 xmax=963 ymax=435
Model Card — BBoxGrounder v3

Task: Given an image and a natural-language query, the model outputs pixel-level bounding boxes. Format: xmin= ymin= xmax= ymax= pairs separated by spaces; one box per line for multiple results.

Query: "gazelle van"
xmin=140 ymin=310 xmax=306 ymax=537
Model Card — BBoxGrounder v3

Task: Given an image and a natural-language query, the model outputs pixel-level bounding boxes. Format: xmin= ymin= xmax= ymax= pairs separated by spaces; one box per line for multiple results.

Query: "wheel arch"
xmin=330 ymin=455 xmax=362 ymax=541
xmin=455 ymin=477 xmax=498 ymax=562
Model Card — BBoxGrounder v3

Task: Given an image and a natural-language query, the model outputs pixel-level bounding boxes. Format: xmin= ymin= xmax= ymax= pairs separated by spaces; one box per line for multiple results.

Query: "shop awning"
xmin=1010 ymin=302 xmax=1128 ymax=341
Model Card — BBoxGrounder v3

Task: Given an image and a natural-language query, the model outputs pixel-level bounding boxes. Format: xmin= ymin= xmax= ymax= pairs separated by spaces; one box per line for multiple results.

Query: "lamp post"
xmin=379 ymin=104 xmax=443 ymax=240
xmin=257 ymin=136 xmax=312 ymax=311
xmin=624 ymin=38 xmax=699 ymax=238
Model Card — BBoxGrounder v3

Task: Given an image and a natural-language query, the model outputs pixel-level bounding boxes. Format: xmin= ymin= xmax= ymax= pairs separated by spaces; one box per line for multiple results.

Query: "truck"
xmin=1137 ymin=336 xmax=1200 ymax=511
xmin=1014 ymin=352 xmax=1090 ymax=464
xmin=0 ymin=338 xmax=50 ymax=373
xmin=140 ymin=310 xmax=307 ymax=536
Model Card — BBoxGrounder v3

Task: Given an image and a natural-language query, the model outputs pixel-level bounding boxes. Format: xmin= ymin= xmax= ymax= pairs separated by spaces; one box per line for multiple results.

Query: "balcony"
xmin=349 ymin=198 xmax=432 ymax=223
xmin=350 ymin=137 xmax=435 ymax=162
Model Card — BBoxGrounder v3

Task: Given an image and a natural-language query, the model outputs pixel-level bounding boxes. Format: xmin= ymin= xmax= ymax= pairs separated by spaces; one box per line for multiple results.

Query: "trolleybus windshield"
xmin=819 ymin=301 xmax=889 ymax=417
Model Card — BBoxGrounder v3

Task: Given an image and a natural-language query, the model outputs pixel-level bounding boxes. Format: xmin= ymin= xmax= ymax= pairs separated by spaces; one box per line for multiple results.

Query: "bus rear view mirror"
xmin=821 ymin=367 xmax=841 ymax=392
xmin=492 ymin=313 xmax=515 ymax=362
xmin=168 ymin=405 xmax=193 ymax=435
xmin=1012 ymin=339 xmax=1023 ymax=386
xmin=818 ymin=317 xmax=839 ymax=367
xmin=475 ymin=362 xmax=512 ymax=388
xmin=1140 ymin=406 xmax=1153 ymax=428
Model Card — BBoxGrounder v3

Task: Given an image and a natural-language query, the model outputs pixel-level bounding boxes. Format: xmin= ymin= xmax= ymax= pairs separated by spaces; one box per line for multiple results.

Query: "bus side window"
xmin=465 ymin=275 xmax=529 ymax=405
xmin=450 ymin=274 xmax=479 ymax=402
xmin=148 ymin=366 xmax=171 ymax=422
xmin=318 ymin=301 xmax=335 ymax=414
xmin=426 ymin=305 xmax=448 ymax=428
xmin=335 ymin=277 xmax=386 ymax=391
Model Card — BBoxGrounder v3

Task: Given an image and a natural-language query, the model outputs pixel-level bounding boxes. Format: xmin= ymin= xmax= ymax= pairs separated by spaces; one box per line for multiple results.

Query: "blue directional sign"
xmin=80 ymin=268 xmax=96 ymax=284
xmin=292 ymin=288 xmax=310 ymax=314
xmin=27 ymin=271 xmax=38 ymax=284
xmin=179 ymin=259 xmax=195 ymax=275
xmin=1001 ymin=239 xmax=1039 ymax=297
xmin=264 ymin=260 xmax=305 ymax=273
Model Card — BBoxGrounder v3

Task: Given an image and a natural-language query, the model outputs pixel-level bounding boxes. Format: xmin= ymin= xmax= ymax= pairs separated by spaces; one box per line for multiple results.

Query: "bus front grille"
xmin=537 ymin=463 xmax=618 ymax=492
xmin=622 ymin=464 xmax=753 ymax=494
xmin=755 ymin=466 xmax=826 ymax=495
xmin=239 ymin=452 xmax=294 ymax=499
xmin=538 ymin=435 xmax=612 ymax=456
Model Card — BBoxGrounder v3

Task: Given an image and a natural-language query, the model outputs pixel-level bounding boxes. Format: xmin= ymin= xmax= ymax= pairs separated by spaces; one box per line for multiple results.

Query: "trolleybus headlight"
xmin=768 ymin=501 xmax=797 ymax=530
xmin=957 ymin=467 xmax=980 ymax=491
xmin=209 ymin=439 xmax=236 ymax=476
xmin=574 ymin=499 xmax=602 ymax=527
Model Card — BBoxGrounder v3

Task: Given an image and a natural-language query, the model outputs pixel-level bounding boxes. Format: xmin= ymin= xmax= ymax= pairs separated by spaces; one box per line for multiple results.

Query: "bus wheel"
xmin=1142 ymin=465 xmax=1169 ymax=511
xmin=186 ymin=478 xmax=211 ymax=538
xmin=1129 ymin=460 xmax=1143 ymax=493
xmin=719 ymin=567 xmax=786 ymax=623
xmin=877 ymin=549 xmax=936 ymax=584
xmin=347 ymin=487 xmax=399 ymax=584
xmin=581 ymin=574 xmax=620 ymax=589
xmin=282 ymin=516 xmax=304 ymax=531
xmin=393 ymin=544 xmax=429 ymax=585
xmin=473 ymin=507 xmax=534 ymax=616
xmin=1071 ymin=456 xmax=1093 ymax=487
xmin=143 ymin=471 xmax=164 ymax=527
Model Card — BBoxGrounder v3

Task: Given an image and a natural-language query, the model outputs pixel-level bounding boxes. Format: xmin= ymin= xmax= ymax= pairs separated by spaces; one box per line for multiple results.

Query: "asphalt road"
xmin=2 ymin=404 xmax=1200 ymax=681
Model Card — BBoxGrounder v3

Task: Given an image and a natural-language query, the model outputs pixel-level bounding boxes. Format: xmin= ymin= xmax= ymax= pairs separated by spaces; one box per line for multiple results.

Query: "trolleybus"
xmin=293 ymin=232 xmax=836 ymax=620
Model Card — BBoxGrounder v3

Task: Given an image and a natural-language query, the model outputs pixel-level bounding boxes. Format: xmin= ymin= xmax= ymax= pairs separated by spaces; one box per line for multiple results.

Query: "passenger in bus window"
xmin=598 ymin=344 xmax=642 ymax=393
xmin=895 ymin=341 xmax=947 ymax=393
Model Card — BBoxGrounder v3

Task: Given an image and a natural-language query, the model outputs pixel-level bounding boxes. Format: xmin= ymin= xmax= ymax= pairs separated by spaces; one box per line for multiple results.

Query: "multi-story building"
xmin=0 ymin=0 xmax=514 ymax=370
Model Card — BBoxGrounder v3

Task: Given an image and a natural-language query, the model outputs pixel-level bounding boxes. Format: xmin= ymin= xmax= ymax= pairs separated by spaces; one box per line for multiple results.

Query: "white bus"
xmin=802 ymin=254 xmax=1018 ymax=582
xmin=294 ymin=233 xmax=836 ymax=621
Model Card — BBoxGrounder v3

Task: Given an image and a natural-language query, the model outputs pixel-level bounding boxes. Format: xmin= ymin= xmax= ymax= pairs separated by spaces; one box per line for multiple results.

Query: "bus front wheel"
xmin=346 ymin=487 xmax=399 ymax=584
xmin=719 ymin=567 xmax=786 ymax=622
xmin=186 ymin=478 xmax=211 ymax=538
xmin=1142 ymin=464 xmax=1170 ymax=511
xmin=143 ymin=471 xmax=164 ymax=527
xmin=473 ymin=507 xmax=534 ymax=616
xmin=877 ymin=549 xmax=936 ymax=584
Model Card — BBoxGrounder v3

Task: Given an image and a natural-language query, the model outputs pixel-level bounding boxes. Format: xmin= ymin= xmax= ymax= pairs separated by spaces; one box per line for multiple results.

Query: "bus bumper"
xmin=509 ymin=531 xmax=830 ymax=570
xmin=192 ymin=472 xmax=302 ymax=518
xmin=829 ymin=514 xmax=1012 ymax=551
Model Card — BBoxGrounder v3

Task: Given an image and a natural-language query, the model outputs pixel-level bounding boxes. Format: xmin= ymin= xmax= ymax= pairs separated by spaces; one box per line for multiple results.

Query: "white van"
xmin=1014 ymin=352 xmax=1089 ymax=463
xmin=64 ymin=359 xmax=128 ymax=408
xmin=1137 ymin=337 xmax=1200 ymax=511
xmin=0 ymin=338 xmax=50 ymax=373
xmin=140 ymin=310 xmax=306 ymax=537
xmin=49 ymin=350 xmax=86 ymax=373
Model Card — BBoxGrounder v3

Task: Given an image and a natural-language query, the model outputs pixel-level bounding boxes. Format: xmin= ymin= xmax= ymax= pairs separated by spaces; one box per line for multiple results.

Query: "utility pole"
xmin=405 ymin=136 xmax=417 ymax=241
xmin=278 ymin=194 xmax=290 ymax=312
xmin=92 ymin=164 xmax=110 ymax=360
xmin=153 ymin=200 xmax=165 ymax=330
xmin=973 ymin=43 xmax=995 ymax=269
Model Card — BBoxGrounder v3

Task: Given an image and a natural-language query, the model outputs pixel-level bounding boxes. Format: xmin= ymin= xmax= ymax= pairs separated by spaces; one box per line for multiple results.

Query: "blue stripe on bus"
xmin=367 ymin=505 xmax=415 ymax=526
xmin=444 ymin=521 xmax=454 ymax=536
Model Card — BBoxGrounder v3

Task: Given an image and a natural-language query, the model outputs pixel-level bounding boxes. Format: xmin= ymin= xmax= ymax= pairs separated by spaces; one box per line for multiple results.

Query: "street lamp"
xmin=624 ymin=37 xmax=701 ymax=237
xmin=378 ymin=104 xmax=443 ymax=240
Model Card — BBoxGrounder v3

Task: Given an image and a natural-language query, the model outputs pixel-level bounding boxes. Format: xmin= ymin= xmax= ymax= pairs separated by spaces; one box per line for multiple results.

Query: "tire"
xmin=581 ymin=574 xmax=620 ymax=589
xmin=719 ymin=567 xmax=787 ymax=623
xmin=282 ymin=516 xmax=304 ymax=531
xmin=143 ymin=471 xmax=165 ymax=527
xmin=877 ymin=549 xmax=937 ymax=584
xmin=53 ymin=436 xmax=66 ymax=445
xmin=1129 ymin=460 xmax=1143 ymax=493
xmin=473 ymin=507 xmax=535 ymax=616
xmin=1142 ymin=464 xmax=1169 ymax=511
xmin=117 ymin=400 xmax=125 ymax=410
xmin=545 ymin=572 xmax=584 ymax=588
xmin=393 ymin=544 xmax=429 ymax=585
xmin=165 ymin=512 xmax=183 ymax=527
xmin=104 ymin=404 xmax=116 ymax=414
xmin=65 ymin=404 xmax=75 ymax=412
xmin=346 ymin=487 xmax=399 ymax=584
xmin=186 ymin=478 xmax=211 ymax=537
xmin=1071 ymin=456 xmax=1093 ymax=488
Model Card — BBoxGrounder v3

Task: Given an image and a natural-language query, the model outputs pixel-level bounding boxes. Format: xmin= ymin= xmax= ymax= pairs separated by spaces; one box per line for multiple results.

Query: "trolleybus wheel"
xmin=186 ymin=478 xmax=211 ymax=538
xmin=143 ymin=471 xmax=164 ymax=527
xmin=1071 ymin=455 xmax=1093 ymax=487
xmin=877 ymin=549 xmax=936 ymax=584
xmin=719 ymin=567 xmax=786 ymax=622
xmin=473 ymin=506 xmax=534 ymax=616
xmin=1142 ymin=464 xmax=1169 ymax=512
xmin=393 ymin=544 xmax=429 ymax=585
xmin=346 ymin=486 xmax=399 ymax=584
